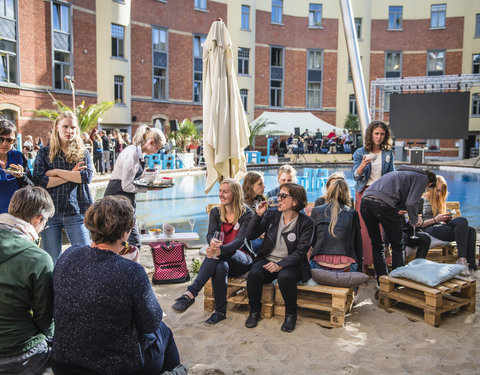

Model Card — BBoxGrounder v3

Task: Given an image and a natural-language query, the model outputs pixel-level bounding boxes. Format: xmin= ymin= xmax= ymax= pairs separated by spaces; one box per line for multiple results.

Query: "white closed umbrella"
xmin=203 ymin=19 xmax=250 ymax=193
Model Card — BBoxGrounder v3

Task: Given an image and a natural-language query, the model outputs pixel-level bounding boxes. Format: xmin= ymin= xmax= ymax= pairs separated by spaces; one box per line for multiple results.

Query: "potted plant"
xmin=171 ymin=119 xmax=199 ymax=168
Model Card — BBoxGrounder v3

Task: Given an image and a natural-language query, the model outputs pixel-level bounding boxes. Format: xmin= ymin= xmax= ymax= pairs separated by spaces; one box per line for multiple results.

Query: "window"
xmin=309 ymin=4 xmax=322 ymax=27
xmin=193 ymin=35 xmax=206 ymax=103
xmin=349 ymin=94 xmax=357 ymax=115
xmin=384 ymin=92 xmax=391 ymax=111
xmin=473 ymin=54 xmax=480 ymax=74
xmin=388 ymin=6 xmax=402 ymax=30
xmin=355 ymin=17 xmax=362 ymax=39
xmin=385 ymin=52 xmax=402 ymax=78
xmin=52 ymin=2 xmax=72 ymax=90
xmin=426 ymin=139 xmax=440 ymax=150
xmin=472 ymin=94 xmax=480 ymax=116
xmin=114 ymin=75 xmax=124 ymax=103
xmin=238 ymin=48 xmax=249 ymax=75
xmin=194 ymin=0 xmax=206 ymax=10
xmin=476 ymin=14 xmax=480 ymax=37
xmin=307 ymin=50 xmax=323 ymax=108
xmin=427 ymin=50 xmax=445 ymax=76
xmin=270 ymin=47 xmax=284 ymax=107
xmin=153 ymin=27 xmax=168 ymax=100
xmin=111 ymin=24 xmax=125 ymax=58
xmin=0 ymin=0 xmax=17 ymax=84
xmin=241 ymin=5 xmax=250 ymax=30
xmin=347 ymin=60 xmax=352 ymax=81
xmin=240 ymin=89 xmax=248 ymax=112
xmin=271 ymin=0 xmax=282 ymax=24
xmin=431 ymin=4 xmax=446 ymax=28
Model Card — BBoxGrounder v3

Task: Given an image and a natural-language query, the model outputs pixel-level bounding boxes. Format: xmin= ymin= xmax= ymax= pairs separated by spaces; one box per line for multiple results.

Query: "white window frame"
xmin=152 ymin=27 xmax=168 ymax=100
xmin=270 ymin=46 xmax=284 ymax=107
xmin=114 ymin=75 xmax=124 ymax=104
xmin=111 ymin=23 xmax=125 ymax=58
xmin=430 ymin=4 xmax=446 ymax=29
xmin=427 ymin=50 xmax=445 ymax=76
xmin=241 ymin=5 xmax=250 ymax=30
xmin=385 ymin=51 xmax=402 ymax=78
xmin=473 ymin=54 xmax=480 ymax=74
xmin=193 ymin=35 xmax=206 ymax=103
xmin=306 ymin=49 xmax=323 ymax=109
xmin=388 ymin=6 xmax=403 ymax=30
xmin=240 ymin=89 xmax=248 ymax=112
xmin=271 ymin=0 xmax=283 ymax=24
xmin=355 ymin=17 xmax=362 ymax=39
xmin=238 ymin=48 xmax=249 ymax=75
xmin=194 ymin=0 xmax=206 ymax=10
xmin=309 ymin=3 xmax=322 ymax=28
xmin=472 ymin=93 xmax=480 ymax=116
xmin=52 ymin=1 xmax=72 ymax=91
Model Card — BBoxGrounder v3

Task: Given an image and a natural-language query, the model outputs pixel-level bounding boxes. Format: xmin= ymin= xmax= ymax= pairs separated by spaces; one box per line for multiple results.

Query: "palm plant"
xmin=34 ymin=98 xmax=115 ymax=133
xmin=170 ymin=118 xmax=199 ymax=152
xmin=248 ymin=119 xmax=278 ymax=148
xmin=344 ymin=113 xmax=360 ymax=133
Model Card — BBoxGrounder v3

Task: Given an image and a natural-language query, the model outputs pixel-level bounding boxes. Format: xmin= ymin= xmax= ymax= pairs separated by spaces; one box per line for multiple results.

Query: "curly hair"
xmin=84 ymin=196 xmax=135 ymax=244
xmin=363 ymin=121 xmax=393 ymax=152
xmin=49 ymin=111 xmax=86 ymax=164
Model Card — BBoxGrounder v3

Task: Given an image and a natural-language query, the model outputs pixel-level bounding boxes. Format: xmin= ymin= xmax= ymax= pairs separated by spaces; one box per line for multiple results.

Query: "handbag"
xmin=150 ymin=241 xmax=190 ymax=284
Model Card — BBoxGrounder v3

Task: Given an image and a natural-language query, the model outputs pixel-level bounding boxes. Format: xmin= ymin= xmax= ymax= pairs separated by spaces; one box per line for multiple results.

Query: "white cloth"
xmin=267 ymin=213 xmax=298 ymax=263
xmin=0 ymin=213 xmax=38 ymax=241
xmin=367 ymin=151 xmax=382 ymax=186
xmin=203 ymin=20 xmax=249 ymax=193
xmin=110 ymin=145 xmax=147 ymax=193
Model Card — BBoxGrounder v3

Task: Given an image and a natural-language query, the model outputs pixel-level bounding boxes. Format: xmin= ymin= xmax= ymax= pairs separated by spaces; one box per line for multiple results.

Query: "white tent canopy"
xmin=251 ymin=111 xmax=344 ymax=136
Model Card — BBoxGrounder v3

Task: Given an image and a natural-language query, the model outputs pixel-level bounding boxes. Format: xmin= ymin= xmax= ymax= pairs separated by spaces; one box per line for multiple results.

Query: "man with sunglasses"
xmin=0 ymin=120 xmax=34 ymax=214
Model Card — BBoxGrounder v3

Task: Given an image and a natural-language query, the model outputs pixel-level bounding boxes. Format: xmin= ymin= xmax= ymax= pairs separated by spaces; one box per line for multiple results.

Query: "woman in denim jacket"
xmin=352 ymin=121 xmax=394 ymax=270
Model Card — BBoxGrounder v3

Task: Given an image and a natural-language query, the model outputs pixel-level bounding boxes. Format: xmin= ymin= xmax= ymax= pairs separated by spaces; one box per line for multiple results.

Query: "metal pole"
xmin=339 ymin=0 xmax=370 ymax=137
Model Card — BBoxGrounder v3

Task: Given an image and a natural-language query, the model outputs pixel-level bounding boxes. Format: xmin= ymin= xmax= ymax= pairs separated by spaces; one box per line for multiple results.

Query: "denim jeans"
xmin=310 ymin=260 xmax=358 ymax=272
xmin=188 ymin=250 xmax=252 ymax=314
xmin=360 ymin=199 xmax=405 ymax=279
xmin=41 ymin=213 xmax=90 ymax=264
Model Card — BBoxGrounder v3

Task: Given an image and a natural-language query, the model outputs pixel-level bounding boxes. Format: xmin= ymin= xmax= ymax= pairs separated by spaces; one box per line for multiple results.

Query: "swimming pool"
xmin=92 ymin=166 xmax=480 ymax=244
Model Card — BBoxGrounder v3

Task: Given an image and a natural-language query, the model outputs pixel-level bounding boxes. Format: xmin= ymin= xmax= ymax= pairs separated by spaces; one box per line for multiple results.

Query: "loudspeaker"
xmin=294 ymin=127 xmax=300 ymax=136
xmin=170 ymin=119 xmax=178 ymax=132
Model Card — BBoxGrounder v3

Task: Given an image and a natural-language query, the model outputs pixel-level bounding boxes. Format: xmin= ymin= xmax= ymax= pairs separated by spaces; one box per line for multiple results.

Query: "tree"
xmin=170 ymin=118 xmax=199 ymax=152
xmin=34 ymin=99 xmax=115 ymax=133
xmin=344 ymin=113 xmax=360 ymax=133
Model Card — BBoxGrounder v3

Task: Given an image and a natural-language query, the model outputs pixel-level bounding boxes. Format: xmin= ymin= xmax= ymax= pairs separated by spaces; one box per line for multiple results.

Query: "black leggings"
xmin=424 ymin=217 xmax=477 ymax=270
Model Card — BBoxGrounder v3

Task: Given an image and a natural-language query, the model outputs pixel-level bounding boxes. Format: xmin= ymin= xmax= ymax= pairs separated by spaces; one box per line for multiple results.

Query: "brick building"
xmin=1 ymin=0 xmax=479 ymax=158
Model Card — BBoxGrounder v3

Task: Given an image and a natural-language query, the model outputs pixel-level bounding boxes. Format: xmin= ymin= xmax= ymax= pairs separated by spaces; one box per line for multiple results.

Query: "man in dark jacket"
xmin=0 ymin=187 xmax=55 ymax=374
xmin=99 ymin=130 xmax=111 ymax=173
xmin=360 ymin=166 xmax=436 ymax=279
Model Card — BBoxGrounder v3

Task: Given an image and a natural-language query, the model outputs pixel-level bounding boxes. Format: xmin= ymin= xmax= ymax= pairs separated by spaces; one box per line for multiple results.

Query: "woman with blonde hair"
xmin=104 ymin=125 xmax=165 ymax=248
xmin=266 ymin=164 xmax=297 ymax=198
xmin=33 ymin=111 xmax=93 ymax=263
xmin=419 ymin=175 xmax=477 ymax=276
xmin=314 ymin=172 xmax=348 ymax=207
xmin=113 ymin=129 xmax=125 ymax=160
xmin=352 ymin=121 xmax=395 ymax=270
xmin=310 ymin=179 xmax=363 ymax=274
xmin=172 ymin=179 xmax=254 ymax=325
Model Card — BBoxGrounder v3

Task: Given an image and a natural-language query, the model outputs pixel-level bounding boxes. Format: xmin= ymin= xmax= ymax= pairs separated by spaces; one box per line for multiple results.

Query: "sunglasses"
xmin=277 ymin=193 xmax=292 ymax=200
xmin=0 ymin=136 xmax=16 ymax=145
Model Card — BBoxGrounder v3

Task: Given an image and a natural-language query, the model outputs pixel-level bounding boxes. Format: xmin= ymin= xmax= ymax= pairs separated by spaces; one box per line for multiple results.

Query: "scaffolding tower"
xmin=370 ymin=74 xmax=480 ymax=121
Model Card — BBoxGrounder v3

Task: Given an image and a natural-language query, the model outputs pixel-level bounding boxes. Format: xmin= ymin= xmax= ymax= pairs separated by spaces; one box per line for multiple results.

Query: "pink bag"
xmin=150 ymin=242 xmax=190 ymax=284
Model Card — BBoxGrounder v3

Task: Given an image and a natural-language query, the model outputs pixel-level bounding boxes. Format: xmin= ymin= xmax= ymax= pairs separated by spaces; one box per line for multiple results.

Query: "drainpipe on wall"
xmin=339 ymin=0 xmax=370 ymax=137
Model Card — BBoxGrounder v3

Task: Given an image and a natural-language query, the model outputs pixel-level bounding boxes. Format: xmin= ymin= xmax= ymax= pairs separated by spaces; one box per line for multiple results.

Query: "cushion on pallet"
xmin=311 ymin=269 xmax=369 ymax=288
xmin=389 ymin=258 xmax=465 ymax=287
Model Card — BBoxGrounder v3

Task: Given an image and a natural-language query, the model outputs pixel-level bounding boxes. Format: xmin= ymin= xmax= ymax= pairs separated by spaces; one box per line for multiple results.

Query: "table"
xmin=140 ymin=232 xmax=200 ymax=244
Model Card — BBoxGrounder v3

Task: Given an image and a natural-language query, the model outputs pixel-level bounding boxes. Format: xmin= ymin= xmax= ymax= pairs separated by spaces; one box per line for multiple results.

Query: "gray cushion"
xmin=311 ymin=269 xmax=369 ymax=288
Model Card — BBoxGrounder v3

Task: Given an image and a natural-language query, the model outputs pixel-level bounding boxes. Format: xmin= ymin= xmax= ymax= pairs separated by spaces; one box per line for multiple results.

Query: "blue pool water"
xmin=93 ymin=167 xmax=480 ymax=244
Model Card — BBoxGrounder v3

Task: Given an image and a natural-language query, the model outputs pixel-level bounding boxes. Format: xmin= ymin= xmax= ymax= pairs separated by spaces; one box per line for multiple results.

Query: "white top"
xmin=267 ymin=213 xmax=298 ymax=263
xmin=110 ymin=145 xmax=146 ymax=194
xmin=140 ymin=232 xmax=200 ymax=244
xmin=366 ymin=151 xmax=382 ymax=186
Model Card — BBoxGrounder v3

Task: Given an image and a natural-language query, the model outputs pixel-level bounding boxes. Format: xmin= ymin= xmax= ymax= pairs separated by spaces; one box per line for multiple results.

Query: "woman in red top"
xmin=172 ymin=179 xmax=254 ymax=324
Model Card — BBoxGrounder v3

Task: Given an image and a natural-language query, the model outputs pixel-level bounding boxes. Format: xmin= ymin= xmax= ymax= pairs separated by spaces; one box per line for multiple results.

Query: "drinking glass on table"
xmin=188 ymin=217 xmax=195 ymax=232
xmin=410 ymin=214 xmax=422 ymax=239
xmin=210 ymin=231 xmax=224 ymax=259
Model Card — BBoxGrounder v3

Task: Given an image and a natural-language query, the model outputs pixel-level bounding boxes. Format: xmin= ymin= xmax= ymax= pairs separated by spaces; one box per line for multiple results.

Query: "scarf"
xmin=0 ymin=213 xmax=39 ymax=241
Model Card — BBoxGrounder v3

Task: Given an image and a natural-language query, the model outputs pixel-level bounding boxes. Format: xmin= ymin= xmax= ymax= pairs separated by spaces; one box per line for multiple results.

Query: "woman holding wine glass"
xmin=172 ymin=179 xmax=254 ymax=324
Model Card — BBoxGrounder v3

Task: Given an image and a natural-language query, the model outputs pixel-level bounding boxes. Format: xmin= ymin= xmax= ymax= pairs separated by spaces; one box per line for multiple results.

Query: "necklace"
xmin=91 ymin=242 xmax=120 ymax=254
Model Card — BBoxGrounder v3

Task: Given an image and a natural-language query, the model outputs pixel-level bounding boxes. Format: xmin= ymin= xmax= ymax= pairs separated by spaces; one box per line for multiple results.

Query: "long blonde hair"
xmin=426 ymin=175 xmax=448 ymax=215
xmin=49 ymin=111 xmax=86 ymax=164
xmin=325 ymin=179 xmax=351 ymax=237
xmin=219 ymin=179 xmax=247 ymax=224
xmin=132 ymin=125 xmax=166 ymax=148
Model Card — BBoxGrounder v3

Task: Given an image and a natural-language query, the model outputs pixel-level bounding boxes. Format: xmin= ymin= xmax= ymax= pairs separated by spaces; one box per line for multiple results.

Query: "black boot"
xmin=281 ymin=313 xmax=297 ymax=332
xmin=245 ymin=311 xmax=261 ymax=328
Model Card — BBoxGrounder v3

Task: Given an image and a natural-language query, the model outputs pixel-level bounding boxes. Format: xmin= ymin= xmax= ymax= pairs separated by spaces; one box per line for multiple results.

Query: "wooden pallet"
xmin=204 ymin=277 xmax=275 ymax=319
xmin=274 ymin=284 xmax=355 ymax=328
xmin=378 ymin=275 xmax=476 ymax=327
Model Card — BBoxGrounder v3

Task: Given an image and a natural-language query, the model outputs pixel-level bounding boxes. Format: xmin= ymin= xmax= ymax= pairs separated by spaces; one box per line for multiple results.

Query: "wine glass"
xmin=267 ymin=196 xmax=279 ymax=208
xmin=210 ymin=231 xmax=224 ymax=259
xmin=188 ymin=217 xmax=195 ymax=232
xmin=411 ymin=214 xmax=421 ymax=239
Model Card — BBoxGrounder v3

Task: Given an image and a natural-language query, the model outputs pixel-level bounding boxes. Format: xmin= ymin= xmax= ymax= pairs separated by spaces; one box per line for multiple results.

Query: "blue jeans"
xmin=41 ymin=213 xmax=90 ymax=264
xmin=310 ymin=260 xmax=358 ymax=272
xmin=188 ymin=250 xmax=252 ymax=314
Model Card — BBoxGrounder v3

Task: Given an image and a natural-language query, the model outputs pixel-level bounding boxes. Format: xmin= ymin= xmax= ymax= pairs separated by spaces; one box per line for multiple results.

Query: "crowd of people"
xmin=0 ymin=114 xmax=478 ymax=374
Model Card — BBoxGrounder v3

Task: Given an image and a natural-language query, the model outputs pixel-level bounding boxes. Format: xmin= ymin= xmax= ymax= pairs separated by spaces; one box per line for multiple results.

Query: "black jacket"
xmin=246 ymin=210 xmax=314 ymax=282
xmin=311 ymin=204 xmax=363 ymax=271
xmin=207 ymin=206 xmax=254 ymax=259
